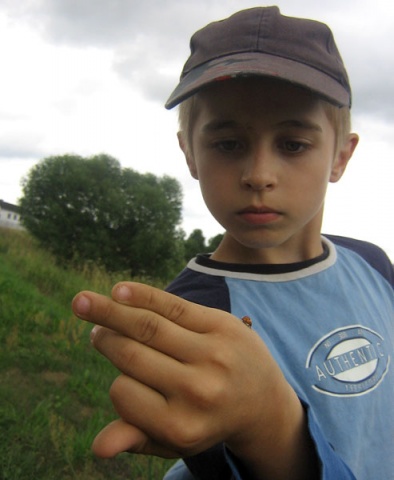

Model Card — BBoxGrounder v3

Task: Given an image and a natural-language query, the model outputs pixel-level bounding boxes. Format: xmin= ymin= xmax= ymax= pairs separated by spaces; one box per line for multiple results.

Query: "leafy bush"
xmin=20 ymin=154 xmax=185 ymax=281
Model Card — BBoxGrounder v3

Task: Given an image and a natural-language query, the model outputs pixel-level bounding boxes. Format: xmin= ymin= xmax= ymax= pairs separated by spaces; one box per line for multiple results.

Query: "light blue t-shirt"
xmin=165 ymin=236 xmax=394 ymax=479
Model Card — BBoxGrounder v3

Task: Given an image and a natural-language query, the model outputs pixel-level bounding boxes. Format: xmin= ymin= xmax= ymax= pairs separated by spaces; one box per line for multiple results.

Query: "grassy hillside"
xmin=0 ymin=228 xmax=174 ymax=479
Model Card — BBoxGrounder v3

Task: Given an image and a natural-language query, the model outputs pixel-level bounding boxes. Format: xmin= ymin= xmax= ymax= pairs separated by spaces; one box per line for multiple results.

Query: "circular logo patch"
xmin=306 ymin=325 xmax=390 ymax=397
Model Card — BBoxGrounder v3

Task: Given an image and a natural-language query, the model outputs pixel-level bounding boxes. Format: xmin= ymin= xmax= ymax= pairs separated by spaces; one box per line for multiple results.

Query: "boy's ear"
xmin=330 ymin=133 xmax=359 ymax=183
xmin=178 ymin=132 xmax=199 ymax=179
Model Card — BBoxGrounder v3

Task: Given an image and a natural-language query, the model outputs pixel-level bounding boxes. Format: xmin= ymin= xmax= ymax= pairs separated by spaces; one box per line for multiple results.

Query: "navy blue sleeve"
xmin=166 ymin=267 xmax=231 ymax=311
xmin=326 ymin=234 xmax=394 ymax=288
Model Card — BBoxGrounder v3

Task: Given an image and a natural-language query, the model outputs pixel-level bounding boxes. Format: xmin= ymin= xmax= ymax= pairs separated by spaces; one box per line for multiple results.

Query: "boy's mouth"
xmin=238 ymin=206 xmax=281 ymax=225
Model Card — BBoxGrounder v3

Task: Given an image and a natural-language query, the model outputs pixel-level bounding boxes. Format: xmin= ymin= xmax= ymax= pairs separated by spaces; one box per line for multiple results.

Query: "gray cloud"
xmin=1 ymin=0 xmax=200 ymax=48
xmin=1 ymin=0 xmax=393 ymax=119
xmin=0 ymin=0 xmax=204 ymax=107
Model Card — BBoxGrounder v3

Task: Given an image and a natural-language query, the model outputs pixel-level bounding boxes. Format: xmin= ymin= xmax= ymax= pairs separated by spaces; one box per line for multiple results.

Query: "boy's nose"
xmin=241 ymin=150 xmax=277 ymax=191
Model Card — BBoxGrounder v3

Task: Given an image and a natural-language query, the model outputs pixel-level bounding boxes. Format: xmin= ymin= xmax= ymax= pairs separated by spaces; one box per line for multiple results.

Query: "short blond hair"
xmin=322 ymin=102 xmax=352 ymax=154
xmin=177 ymin=95 xmax=197 ymax=158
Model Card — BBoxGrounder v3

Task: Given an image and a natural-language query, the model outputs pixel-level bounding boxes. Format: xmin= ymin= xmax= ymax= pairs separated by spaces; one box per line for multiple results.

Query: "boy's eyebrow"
xmin=274 ymin=119 xmax=323 ymax=132
xmin=201 ymin=120 xmax=241 ymax=133
xmin=201 ymin=119 xmax=323 ymax=134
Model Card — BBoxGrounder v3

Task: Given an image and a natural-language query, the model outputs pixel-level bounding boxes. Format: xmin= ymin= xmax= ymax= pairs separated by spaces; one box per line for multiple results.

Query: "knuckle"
xmin=135 ymin=313 xmax=160 ymax=344
xmin=115 ymin=342 xmax=139 ymax=373
xmin=163 ymin=416 xmax=206 ymax=454
xmin=166 ymin=299 xmax=186 ymax=325
xmin=205 ymin=340 xmax=235 ymax=374
xmin=183 ymin=374 xmax=228 ymax=412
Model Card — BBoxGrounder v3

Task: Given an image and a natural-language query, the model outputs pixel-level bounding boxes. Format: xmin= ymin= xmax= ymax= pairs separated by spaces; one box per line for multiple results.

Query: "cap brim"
xmin=165 ymin=52 xmax=350 ymax=109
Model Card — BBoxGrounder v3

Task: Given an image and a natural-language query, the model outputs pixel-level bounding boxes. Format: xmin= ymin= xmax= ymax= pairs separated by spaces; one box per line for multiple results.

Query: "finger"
xmin=72 ymin=292 xmax=205 ymax=361
xmin=108 ymin=374 xmax=214 ymax=457
xmin=111 ymin=281 xmax=232 ymax=333
xmin=107 ymin=374 xmax=195 ymax=454
xmin=92 ymin=418 xmax=179 ymax=458
xmin=91 ymin=325 xmax=189 ymax=390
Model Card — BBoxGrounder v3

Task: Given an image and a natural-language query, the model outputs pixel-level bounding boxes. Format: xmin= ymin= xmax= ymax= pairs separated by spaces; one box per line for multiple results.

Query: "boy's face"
xmin=182 ymin=78 xmax=357 ymax=263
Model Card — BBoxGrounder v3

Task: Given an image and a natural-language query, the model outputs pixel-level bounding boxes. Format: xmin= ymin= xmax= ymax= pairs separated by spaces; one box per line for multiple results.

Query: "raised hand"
xmin=72 ymin=282 xmax=317 ymax=479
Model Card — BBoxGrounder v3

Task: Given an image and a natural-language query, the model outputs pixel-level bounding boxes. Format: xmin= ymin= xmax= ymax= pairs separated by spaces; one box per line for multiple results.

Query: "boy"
xmin=72 ymin=7 xmax=394 ymax=479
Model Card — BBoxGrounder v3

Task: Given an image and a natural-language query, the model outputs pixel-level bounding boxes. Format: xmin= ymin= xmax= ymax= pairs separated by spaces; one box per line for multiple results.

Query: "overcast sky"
xmin=0 ymin=0 xmax=393 ymax=259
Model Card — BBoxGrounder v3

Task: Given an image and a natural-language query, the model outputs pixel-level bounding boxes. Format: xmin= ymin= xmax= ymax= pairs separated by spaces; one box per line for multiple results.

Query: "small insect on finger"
xmin=241 ymin=316 xmax=253 ymax=328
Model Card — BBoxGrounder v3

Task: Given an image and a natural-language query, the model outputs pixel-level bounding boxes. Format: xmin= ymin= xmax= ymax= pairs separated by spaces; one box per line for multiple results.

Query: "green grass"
xmin=0 ymin=228 xmax=175 ymax=479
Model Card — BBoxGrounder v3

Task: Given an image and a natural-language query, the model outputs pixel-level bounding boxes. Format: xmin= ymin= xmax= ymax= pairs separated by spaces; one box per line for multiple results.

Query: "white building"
xmin=0 ymin=200 xmax=24 ymax=230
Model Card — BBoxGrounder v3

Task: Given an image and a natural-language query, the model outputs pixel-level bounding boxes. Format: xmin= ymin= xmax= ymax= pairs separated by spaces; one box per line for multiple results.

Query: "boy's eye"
xmin=281 ymin=140 xmax=306 ymax=153
xmin=215 ymin=139 xmax=244 ymax=152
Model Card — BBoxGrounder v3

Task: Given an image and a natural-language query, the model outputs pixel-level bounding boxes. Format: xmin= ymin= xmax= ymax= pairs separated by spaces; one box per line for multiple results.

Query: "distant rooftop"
xmin=0 ymin=200 xmax=20 ymax=213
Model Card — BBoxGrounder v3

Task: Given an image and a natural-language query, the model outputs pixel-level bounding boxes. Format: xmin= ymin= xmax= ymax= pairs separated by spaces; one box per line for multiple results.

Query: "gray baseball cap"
xmin=165 ymin=7 xmax=351 ymax=109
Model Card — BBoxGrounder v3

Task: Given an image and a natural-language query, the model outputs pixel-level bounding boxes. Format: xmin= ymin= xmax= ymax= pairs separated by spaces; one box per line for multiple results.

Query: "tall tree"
xmin=20 ymin=154 xmax=184 ymax=280
xmin=206 ymin=233 xmax=224 ymax=252
xmin=184 ymin=229 xmax=207 ymax=261
xmin=184 ymin=229 xmax=224 ymax=261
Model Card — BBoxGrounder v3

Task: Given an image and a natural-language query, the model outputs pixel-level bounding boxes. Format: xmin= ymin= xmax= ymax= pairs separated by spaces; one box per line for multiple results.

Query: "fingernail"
xmin=75 ymin=295 xmax=91 ymax=317
xmin=114 ymin=284 xmax=132 ymax=302
xmin=90 ymin=325 xmax=100 ymax=343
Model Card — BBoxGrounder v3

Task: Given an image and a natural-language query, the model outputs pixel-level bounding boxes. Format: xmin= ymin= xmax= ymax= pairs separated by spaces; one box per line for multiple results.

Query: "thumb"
xmin=92 ymin=418 xmax=181 ymax=459
xmin=92 ymin=419 xmax=142 ymax=458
